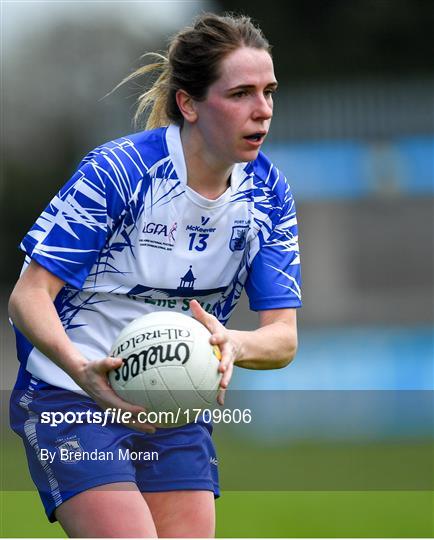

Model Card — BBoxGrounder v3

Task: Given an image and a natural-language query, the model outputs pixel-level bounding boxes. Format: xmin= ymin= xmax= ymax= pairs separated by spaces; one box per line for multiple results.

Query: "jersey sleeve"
xmin=19 ymin=151 xmax=131 ymax=289
xmin=245 ymin=182 xmax=302 ymax=311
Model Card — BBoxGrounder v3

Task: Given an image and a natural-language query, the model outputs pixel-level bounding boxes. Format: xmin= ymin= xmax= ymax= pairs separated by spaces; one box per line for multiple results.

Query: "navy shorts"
xmin=10 ymin=370 xmax=219 ymax=522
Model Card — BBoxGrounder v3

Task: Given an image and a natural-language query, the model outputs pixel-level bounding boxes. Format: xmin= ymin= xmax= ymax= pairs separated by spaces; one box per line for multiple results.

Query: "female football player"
xmin=9 ymin=12 xmax=301 ymax=538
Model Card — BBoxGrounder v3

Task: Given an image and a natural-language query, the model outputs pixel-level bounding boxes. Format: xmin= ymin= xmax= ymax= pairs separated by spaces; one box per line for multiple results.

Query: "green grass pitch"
xmin=1 ymin=490 xmax=433 ymax=537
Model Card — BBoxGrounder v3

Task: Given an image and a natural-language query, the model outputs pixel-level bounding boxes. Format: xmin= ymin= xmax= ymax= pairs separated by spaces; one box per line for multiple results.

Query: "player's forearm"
xmin=230 ymin=322 xmax=297 ymax=370
xmin=8 ymin=286 xmax=88 ymax=380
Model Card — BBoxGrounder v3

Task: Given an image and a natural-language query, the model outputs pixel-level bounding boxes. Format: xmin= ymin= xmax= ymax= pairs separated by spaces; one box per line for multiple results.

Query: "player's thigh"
xmin=55 ymin=482 xmax=157 ymax=538
xmin=143 ymin=490 xmax=215 ymax=538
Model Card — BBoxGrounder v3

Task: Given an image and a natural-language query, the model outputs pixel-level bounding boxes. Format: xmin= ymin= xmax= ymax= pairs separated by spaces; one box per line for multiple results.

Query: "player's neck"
xmin=180 ymin=125 xmax=233 ymax=200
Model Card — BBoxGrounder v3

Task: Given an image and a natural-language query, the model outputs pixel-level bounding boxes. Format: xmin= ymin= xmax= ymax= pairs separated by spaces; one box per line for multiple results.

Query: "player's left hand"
xmin=189 ymin=299 xmax=239 ymax=405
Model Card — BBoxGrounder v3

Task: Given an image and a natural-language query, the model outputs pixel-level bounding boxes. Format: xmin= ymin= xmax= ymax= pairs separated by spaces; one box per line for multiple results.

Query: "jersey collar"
xmin=165 ymin=124 xmax=249 ymax=196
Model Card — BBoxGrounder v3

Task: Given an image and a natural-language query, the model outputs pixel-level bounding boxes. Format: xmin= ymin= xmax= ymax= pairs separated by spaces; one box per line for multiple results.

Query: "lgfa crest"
xmin=229 ymin=226 xmax=248 ymax=251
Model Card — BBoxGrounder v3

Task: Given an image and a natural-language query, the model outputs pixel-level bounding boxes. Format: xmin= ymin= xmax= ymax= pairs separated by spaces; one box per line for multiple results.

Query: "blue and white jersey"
xmin=17 ymin=125 xmax=301 ymax=393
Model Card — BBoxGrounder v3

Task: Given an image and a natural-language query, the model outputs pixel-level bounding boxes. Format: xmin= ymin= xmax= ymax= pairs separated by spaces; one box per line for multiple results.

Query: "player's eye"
xmin=232 ymin=90 xmax=249 ymax=98
xmin=264 ymin=88 xmax=276 ymax=98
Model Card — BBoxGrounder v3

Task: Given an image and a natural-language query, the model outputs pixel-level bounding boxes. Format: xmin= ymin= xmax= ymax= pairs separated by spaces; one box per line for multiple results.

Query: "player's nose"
xmin=252 ymin=94 xmax=273 ymax=121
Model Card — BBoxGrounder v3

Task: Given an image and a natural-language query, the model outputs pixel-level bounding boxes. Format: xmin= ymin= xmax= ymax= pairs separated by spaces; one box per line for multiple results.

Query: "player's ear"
xmin=176 ymin=89 xmax=198 ymax=124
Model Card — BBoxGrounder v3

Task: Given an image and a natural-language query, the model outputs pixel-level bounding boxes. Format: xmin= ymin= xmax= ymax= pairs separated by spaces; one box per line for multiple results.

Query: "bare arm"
xmin=230 ymin=308 xmax=298 ymax=370
xmin=9 ymin=260 xmax=155 ymax=431
xmin=9 ymin=260 xmax=88 ymax=377
xmin=190 ymin=300 xmax=298 ymax=403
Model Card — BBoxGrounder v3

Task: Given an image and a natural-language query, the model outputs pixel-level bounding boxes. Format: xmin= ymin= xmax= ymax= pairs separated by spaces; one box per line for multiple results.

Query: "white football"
xmin=109 ymin=311 xmax=221 ymax=427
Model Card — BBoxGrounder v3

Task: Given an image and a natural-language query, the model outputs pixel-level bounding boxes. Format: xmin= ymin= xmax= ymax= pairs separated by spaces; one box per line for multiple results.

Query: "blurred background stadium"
xmin=1 ymin=0 xmax=433 ymax=537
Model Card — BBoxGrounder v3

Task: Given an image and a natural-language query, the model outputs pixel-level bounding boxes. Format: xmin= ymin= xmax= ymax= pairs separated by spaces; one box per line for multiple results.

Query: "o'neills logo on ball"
xmin=113 ymin=341 xmax=191 ymax=383
xmin=112 ymin=328 xmax=191 ymax=357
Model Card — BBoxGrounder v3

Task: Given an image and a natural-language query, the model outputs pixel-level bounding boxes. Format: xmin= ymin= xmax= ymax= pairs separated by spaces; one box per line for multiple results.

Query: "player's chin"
xmin=236 ymin=147 xmax=261 ymax=163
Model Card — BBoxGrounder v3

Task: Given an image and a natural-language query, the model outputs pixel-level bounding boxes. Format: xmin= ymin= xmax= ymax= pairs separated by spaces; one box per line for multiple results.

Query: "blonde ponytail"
xmin=114 ymin=53 xmax=171 ymax=130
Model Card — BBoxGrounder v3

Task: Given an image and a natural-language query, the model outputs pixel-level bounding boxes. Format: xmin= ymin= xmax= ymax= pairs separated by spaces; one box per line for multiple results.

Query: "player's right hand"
xmin=73 ymin=357 xmax=156 ymax=434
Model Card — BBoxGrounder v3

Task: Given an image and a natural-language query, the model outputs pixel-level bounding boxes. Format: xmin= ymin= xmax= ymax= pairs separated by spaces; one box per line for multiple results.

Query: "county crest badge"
xmin=55 ymin=436 xmax=83 ymax=464
xmin=229 ymin=226 xmax=248 ymax=251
